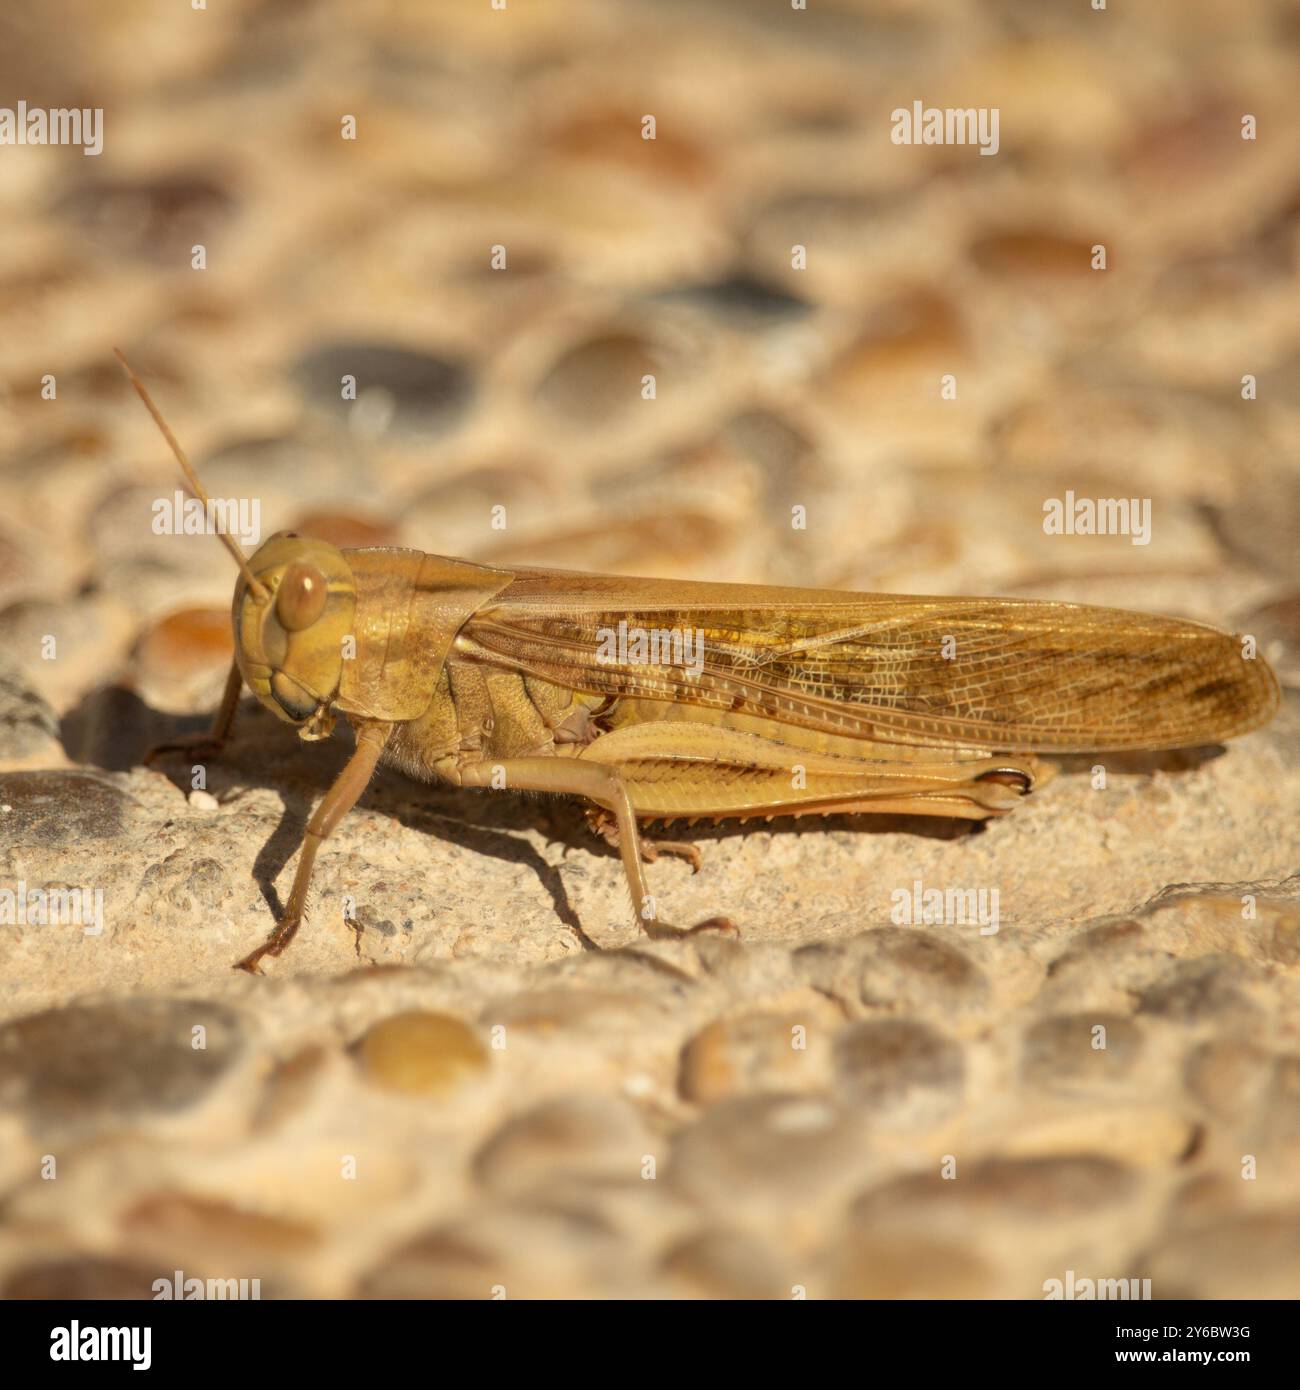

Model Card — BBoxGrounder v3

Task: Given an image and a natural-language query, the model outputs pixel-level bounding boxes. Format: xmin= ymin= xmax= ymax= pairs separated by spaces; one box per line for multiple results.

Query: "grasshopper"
xmin=115 ymin=352 xmax=1280 ymax=972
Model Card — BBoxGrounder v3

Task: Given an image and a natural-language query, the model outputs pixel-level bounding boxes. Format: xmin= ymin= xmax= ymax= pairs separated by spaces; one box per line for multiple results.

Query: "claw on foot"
xmin=144 ymin=733 xmax=225 ymax=767
xmin=586 ymin=808 xmax=703 ymax=873
xmin=645 ymin=915 xmax=740 ymax=942
xmin=234 ymin=918 xmax=299 ymax=974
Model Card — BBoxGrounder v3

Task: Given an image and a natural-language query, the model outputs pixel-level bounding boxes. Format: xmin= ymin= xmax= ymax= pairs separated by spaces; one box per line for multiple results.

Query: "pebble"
xmin=830 ymin=1233 xmax=991 ymax=1299
xmin=287 ymin=509 xmax=401 ymax=550
xmin=473 ymin=1095 xmax=650 ymax=1197
xmin=54 ymin=172 xmax=234 ymax=263
xmin=656 ymin=273 xmax=812 ymax=328
xmin=659 ymin=1228 xmax=798 ymax=1300
xmin=1183 ymin=1039 xmax=1274 ymax=1120
xmin=968 ymin=229 xmax=1096 ymax=282
xmin=358 ymin=1204 xmax=627 ymax=1300
xmin=196 ymin=432 xmax=368 ymax=516
xmin=0 ymin=662 xmax=61 ymax=765
xmin=0 ymin=1000 xmax=247 ymax=1131
xmin=1021 ymin=1013 xmax=1144 ymax=1091
xmin=832 ymin=1019 xmax=965 ymax=1130
xmin=1137 ymin=956 xmax=1262 ymax=1023
xmin=1142 ymin=1211 xmax=1300 ymax=1299
xmin=0 ymin=770 xmax=133 ymax=847
xmin=669 ymin=1094 xmax=871 ymax=1220
xmin=535 ymin=331 xmax=665 ymax=426
xmin=480 ymin=988 xmax=660 ymax=1038
xmin=852 ymin=1155 xmax=1139 ymax=1224
xmin=678 ymin=1010 xmax=834 ymax=1104
xmin=294 ymin=343 xmax=474 ymax=439
xmin=121 ymin=1192 xmax=319 ymax=1256
xmin=355 ymin=1011 xmax=488 ymax=1097
xmin=2 ymin=1257 xmax=163 ymax=1300
xmin=854 ymin=928 xmax=990 ymax=1022
xmin=131 ymin=607 xmax=233 ymax=714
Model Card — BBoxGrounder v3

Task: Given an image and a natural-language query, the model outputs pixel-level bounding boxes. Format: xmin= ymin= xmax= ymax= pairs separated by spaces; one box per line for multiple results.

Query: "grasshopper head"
xmin=112 ymin=351 xmax=359 ymax=739
xmin=234 ymin=533 xmax=357 ymax=735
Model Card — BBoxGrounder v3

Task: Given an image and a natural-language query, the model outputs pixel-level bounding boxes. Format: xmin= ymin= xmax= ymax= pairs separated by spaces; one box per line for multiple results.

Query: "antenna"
xmin=113 ymin=348 xmax=269 ymax=600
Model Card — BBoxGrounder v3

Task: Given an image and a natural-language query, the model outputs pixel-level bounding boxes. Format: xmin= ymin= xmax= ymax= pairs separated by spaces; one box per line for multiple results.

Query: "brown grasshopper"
xmin=115 ymin=352 xmax=1280 ymax=972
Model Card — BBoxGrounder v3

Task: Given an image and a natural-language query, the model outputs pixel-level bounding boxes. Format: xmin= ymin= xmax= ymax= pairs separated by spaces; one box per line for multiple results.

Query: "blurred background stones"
xmin=0 ymin=0 xmax=1298 ymax=1299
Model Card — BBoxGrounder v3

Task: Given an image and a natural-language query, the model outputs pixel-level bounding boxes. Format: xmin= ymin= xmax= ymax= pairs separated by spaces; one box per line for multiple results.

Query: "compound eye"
xmin=275 ymin=562 xmax=328 ymax=631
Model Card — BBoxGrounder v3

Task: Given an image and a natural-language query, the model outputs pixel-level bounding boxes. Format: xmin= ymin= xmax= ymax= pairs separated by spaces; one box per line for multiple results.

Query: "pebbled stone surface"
xmin=0 ymin=0 xmax=1297 ymax=1301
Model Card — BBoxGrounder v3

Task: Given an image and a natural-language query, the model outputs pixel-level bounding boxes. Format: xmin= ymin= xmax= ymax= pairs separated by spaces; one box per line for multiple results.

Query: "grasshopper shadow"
xmin=60 ymin=683 xmax=595 ymax=947
xmin=59 ymin=682 xmax=1228 ymax=945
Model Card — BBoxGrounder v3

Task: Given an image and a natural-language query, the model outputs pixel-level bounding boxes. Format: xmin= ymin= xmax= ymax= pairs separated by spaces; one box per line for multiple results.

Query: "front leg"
xmin=458 ymin=756 xmax=734 ymax=940
xmin=236 ymin=721 xmax=394 ymax=973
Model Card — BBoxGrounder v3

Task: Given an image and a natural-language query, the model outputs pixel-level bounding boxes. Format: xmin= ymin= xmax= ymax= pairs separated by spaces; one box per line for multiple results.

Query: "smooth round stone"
xmin=54 ymin=173 xmax=234 ymax=263
xmin=825 ymin=289 xmax=966 ymax=380
xmin=0 ymin=663 xmax=61 ymax=764
xmin=250 ymin=1046 xmax=330 ymax=1135
xmin=0 ymin=594 xmax=138 ymax=707
xmin=968 ymin=230 xmax=1095 ymax=280
xmin=0 ymin=999 xmax=246 ymax=1130
xmin=1209 ymin=497 xmax=1300 ymax=583
xmin=659 ymin=1228 xmax=797 ymax=1300
xmin=1137 ymin=956 xmax=1261 ymax=1022
xmin=480 ymin=988 xmax=659 ymax=1036
xmin=655 ymin=273 xmax=812 ymax=327
xmin=2 ymin=1257 xmax=161 ymax=1300
xmin=1268 ymin=1055 xmax=1300 ymax=1136
xmin=721 ymin=409 xmax=822 ymax=495
xmin=88 ymin=482 xmax=234 ymax=586
xmin=1002 ymin=1108 xmax=1197 ymax=1169
xmin=852 ymin=1155 xmax=1137 ymax=1224
xmin=832 ymin=1019 xmax=965 ymax=1130
xmin=0 ymin=521 xmax=40 ymax=609
xmin=356 ymin=1228 xmax=499 ymax=1300
xmin=1021 ymin=1013 xmax=1144 ymax=1091
xmin=1143 ymin=1211 xmax=1300 ymax=1299
xmin=288 ymin=509 xmax=401 ymax=550
xmin=130 ymin=606 xmax=233 ymax=714
xmin=121 ymin=1192 xmax=318 ymax=1255
xmin=358 ymin=1205 xmax=625 ymax=1300
xmin=1 ymin=771 xmax=134 ymax=854
xmin=1041 ymin=918 xmax=1154 ymax=996
xmin=746 ymin=191 xmax=896 ymax=257
xmin=1183 ymin=1039 xmax=1274 ymax=1120
xmin=669 ymin=1093 xmax=870 ymax=1213
xmin=678 ymin=1010 xmax=833 ymax=1104
xmin=545 ymin=105 xmax=713 ymax=184
xmin=1235 ymin=591 xmax=1300 ymax=689
xmin=854 ymin=929 xmax=989 ymax=1019
xmin=355 ymin=1011 xmax=488 ymax=1097
xmin=294 ymin=343 xmax=474 ymax=439
xmin=197 ymin=432 xmax=367 ymax=513
xmin=473 ymin=1095 xmax=650 ymax=1196
xmin=831 ymin=1234 xmax=991 ymax=1299
xmin=535 ymin=330 xmax=692 ymax=426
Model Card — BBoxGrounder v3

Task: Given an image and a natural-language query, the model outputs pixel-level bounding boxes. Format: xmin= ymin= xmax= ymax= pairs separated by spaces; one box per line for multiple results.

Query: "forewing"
xmin=458 ymin=568 xmax=1278 ymax=752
